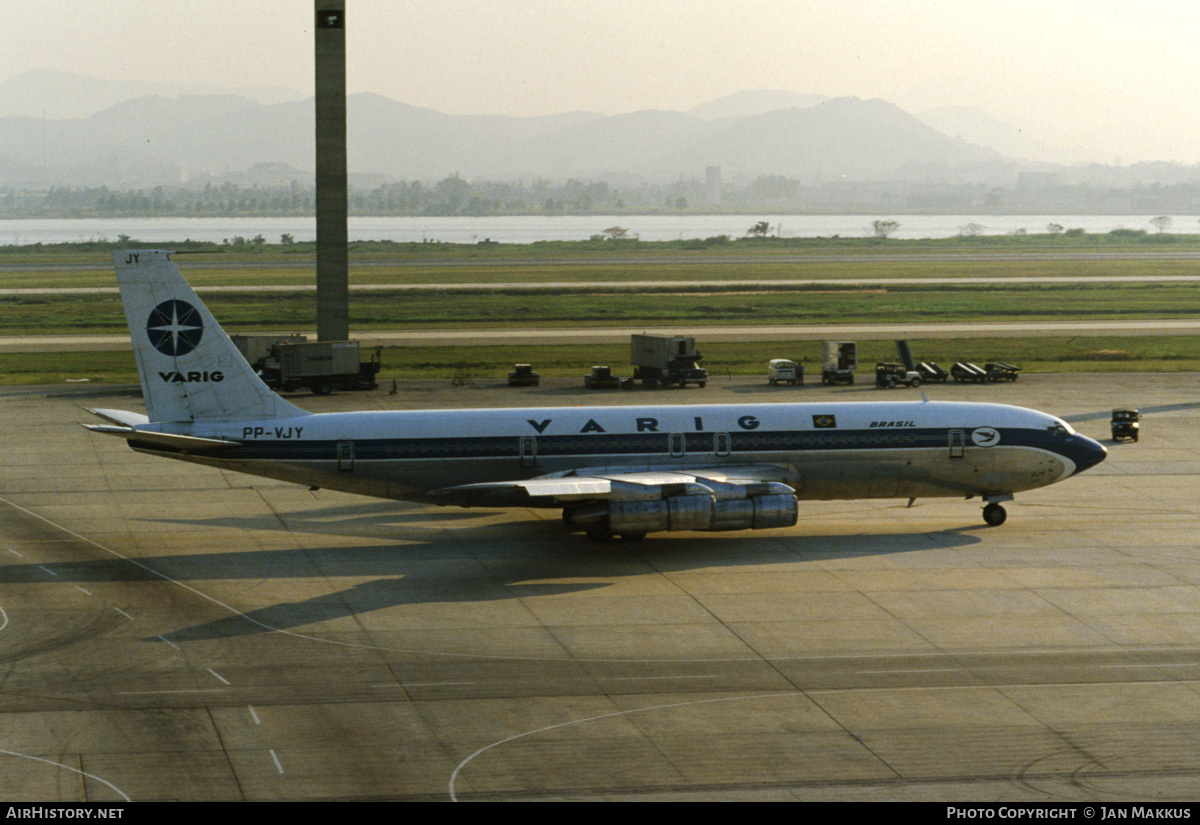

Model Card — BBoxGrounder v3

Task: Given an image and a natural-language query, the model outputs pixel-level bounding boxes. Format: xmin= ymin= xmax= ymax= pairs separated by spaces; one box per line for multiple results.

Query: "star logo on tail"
xmin=146 ymin=300 xmax=204 ymax=356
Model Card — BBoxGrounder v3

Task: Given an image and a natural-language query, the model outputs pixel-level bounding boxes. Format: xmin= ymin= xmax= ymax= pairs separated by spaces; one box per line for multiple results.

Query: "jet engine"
xmin=563 ymin=481 xmax=797 ymax=539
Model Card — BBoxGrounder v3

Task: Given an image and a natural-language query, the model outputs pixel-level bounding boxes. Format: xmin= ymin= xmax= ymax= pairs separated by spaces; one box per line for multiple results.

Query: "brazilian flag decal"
xmin=813 ymin=414 xmax=837 ymax=429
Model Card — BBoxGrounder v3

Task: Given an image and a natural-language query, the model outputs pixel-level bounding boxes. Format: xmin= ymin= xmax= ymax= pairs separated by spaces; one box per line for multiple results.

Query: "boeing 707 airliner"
xmin=85 ymin=251 xmax=1107 ymax=540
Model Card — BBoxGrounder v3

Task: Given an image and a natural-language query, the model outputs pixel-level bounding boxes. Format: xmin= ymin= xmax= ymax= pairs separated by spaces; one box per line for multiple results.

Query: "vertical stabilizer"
xmin=114 ymin=250 xmax=308 ymax=423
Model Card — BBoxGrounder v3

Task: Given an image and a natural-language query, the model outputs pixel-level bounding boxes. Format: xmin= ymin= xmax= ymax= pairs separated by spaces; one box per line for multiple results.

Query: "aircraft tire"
xmin=983 ymin=503 xmax=1007 ymax=526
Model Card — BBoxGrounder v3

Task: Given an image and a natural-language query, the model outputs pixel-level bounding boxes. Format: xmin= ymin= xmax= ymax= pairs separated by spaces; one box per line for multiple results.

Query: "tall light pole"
xmin=314 ymin=0 xmax=348 ymax=342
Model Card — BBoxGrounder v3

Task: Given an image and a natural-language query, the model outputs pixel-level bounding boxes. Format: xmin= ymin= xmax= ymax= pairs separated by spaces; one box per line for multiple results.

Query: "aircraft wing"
xmin=431 ymin=465 xmax=796 ymax=507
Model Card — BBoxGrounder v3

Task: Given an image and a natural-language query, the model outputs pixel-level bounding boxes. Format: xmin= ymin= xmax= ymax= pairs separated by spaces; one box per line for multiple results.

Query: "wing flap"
xmin=441 ymin=478 xmax=615 ymax=499
xmin=432 ymin=466 xmax=796 ymax=506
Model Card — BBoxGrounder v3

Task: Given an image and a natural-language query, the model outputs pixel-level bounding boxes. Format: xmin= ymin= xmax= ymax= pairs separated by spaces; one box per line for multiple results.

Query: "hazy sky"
xmin=6 ymin=0 xmax=1200 ymax=163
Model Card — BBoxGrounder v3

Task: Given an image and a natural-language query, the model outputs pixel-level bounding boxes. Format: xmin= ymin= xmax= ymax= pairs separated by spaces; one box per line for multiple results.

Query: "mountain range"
xmin=0 ymin=70 xmax=1081 ymax=188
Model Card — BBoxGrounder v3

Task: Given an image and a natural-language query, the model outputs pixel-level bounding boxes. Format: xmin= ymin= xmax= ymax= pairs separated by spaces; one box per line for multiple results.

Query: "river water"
xmin=1 ymin=214 xmax=1194 ymax=245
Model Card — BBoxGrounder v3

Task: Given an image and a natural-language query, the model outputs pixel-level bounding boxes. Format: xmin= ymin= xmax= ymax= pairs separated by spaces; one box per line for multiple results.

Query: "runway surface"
xmin=2 ymin=374 xmax=1200 ymax=800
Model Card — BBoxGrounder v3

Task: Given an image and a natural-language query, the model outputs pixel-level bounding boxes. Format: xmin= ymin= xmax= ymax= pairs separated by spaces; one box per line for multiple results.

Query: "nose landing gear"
xmin=983 ymin=502 xmax=1007 ymax=526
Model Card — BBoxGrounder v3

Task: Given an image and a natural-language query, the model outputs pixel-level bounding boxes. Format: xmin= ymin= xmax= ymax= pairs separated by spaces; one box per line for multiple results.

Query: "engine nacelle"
xmin=564 ymin=485 xmax=798 ymax=536
xmin=608 ymin=493 xmax=715 ymax=533
xmin=710 ymin=493 xmax=798 ymax=531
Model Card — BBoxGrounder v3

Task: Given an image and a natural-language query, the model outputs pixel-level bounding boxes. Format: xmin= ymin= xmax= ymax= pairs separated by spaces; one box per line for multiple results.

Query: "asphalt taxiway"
xmin=2 ymin=373 xmax=1200 ymax=801
xmin=8 ymin=318 xmax=1200 ymax=353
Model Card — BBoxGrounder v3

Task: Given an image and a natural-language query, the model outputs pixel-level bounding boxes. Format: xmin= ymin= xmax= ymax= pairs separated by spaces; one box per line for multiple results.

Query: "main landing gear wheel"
xmin=983 ymin=503 xmax=1007 ymax=526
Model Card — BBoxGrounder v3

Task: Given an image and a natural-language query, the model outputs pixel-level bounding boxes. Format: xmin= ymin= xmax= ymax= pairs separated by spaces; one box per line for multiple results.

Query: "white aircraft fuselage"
xmin=88 ymin=251 xmax=1107 ymax=539
xmin=140 ymin=400 xmax=1100 ymax=505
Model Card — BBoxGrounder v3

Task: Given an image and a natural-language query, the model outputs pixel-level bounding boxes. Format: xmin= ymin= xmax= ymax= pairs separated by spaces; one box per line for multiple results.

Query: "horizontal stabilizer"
xmin=87 ymin=408 xmax=150 ymax=427
xmin=83 ymin=425 xmax=241 ymax=453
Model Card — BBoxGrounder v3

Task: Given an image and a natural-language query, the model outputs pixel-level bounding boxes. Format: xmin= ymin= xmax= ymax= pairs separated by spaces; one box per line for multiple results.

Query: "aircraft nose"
xmin=1070 ymin=434 xmax=1107 ymax=476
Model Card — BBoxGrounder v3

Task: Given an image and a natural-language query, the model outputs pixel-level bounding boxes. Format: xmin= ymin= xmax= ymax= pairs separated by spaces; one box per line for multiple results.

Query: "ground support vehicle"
xmin=232 ymin=336 xmax=381 ymax=395
xmin=584 ymin=365 xmax=622 ymax=389
xmin=875 ymin=362 xmax=922 ymax=388
xmin=630 ymin=334 xmax=708 ymax=389
xmin=508 ymin=364 xmax=540 ymax=386
xmin=952 ymin=362 xmax=988 ymax=382
xmin=768 ymin=359 xmax=803 ymax=386
xmin=821 ymin=341 xmax=857 ymax=385
xmin=1111 ymin=408 xmax=1141 ymax=442
xmin=986 ymin=362 xmax=1021 ymax=382
xmin=918 ymin=362 xmax=949 ymax=383
xmin=230 ymin=334 xmax=308 ymax=365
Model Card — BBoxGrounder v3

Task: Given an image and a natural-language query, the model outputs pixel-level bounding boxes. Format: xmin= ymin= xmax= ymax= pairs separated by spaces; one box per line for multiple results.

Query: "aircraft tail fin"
xmin=113 ymin=250 xmax=308 ymax=423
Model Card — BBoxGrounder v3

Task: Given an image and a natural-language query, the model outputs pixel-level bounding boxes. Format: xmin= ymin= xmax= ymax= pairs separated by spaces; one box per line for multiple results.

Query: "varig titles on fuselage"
xmin=525 ymin=414 xmax=763 ymax=434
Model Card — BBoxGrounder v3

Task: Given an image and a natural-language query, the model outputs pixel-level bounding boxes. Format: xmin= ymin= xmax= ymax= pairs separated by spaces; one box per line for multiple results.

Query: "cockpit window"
xmin=1047 ymin=424 xmax=1073 ymax=438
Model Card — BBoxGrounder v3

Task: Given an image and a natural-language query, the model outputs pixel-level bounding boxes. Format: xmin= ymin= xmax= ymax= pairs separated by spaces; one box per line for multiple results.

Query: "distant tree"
xmin=601 ymin=226 xmax=629 ymax=240
xmin=871 ymin=219 xmax=899 ymax=239
xmin=1150 ymin=216 xmax=1172 ymax=233
xmin=746 ymin=220 xmax=771 ymax=237
xmin=959 ymin=223 xmax=984 ymax=237
xmin=1047 ymin=223 xmax=1064 ymax=235
xmin=280 ymin=233 xmax=295 ymax=244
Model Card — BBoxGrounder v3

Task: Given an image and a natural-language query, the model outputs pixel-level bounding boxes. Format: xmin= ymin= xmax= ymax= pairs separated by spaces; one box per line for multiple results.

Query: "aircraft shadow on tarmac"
xmin=0 ymin=499 xmax=984 ymax=643
xmin=2 ymin=489 xmax=984 ymax=642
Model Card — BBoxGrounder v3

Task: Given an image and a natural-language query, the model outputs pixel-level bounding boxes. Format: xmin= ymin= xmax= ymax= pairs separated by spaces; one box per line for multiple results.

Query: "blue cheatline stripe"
xmin=152 ymin=426 xmax=1069 ymax=463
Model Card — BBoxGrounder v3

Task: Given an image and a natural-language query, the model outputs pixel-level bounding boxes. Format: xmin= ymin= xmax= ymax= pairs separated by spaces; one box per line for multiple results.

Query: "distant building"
xmin=705 ymin=166 xmax=721 ymax=204
xmin=246 ymin=162 xmax=308 ymax=188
